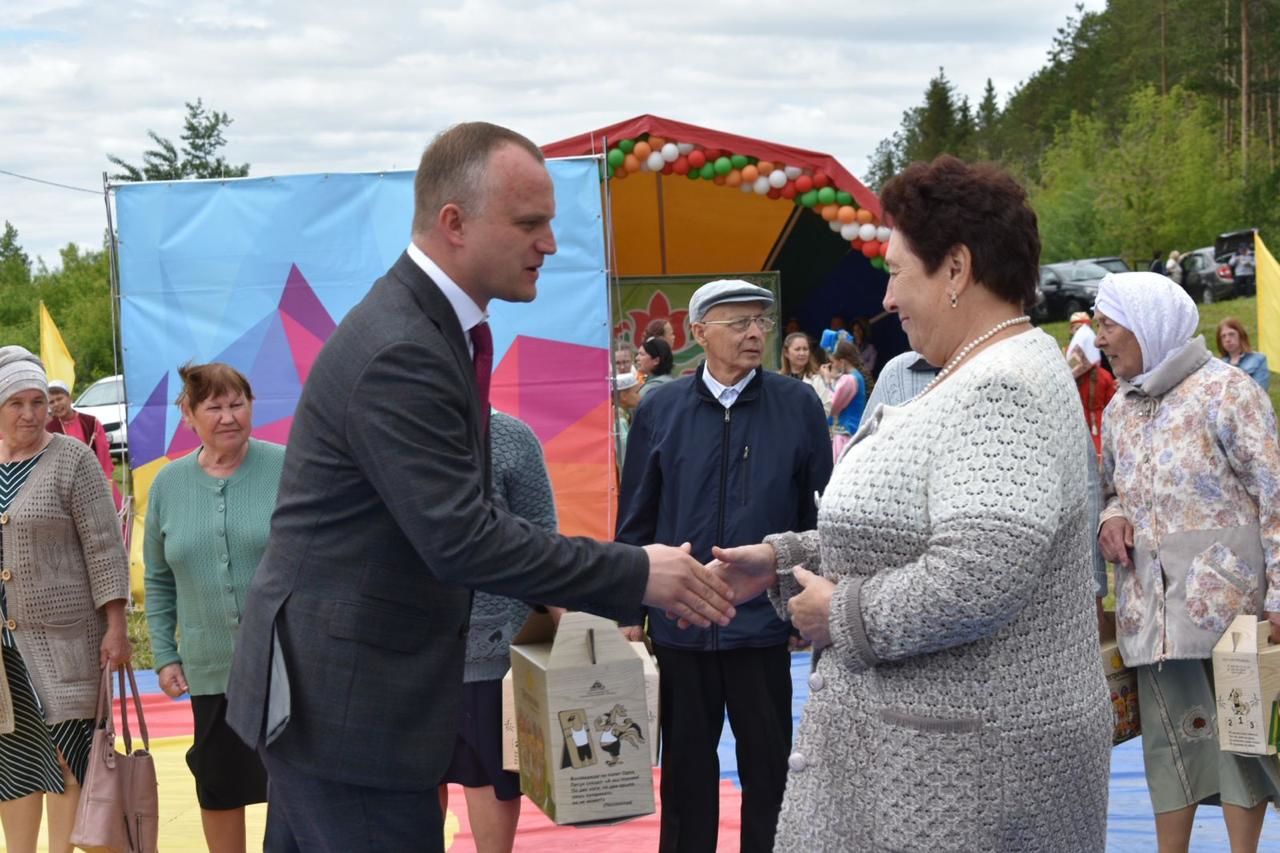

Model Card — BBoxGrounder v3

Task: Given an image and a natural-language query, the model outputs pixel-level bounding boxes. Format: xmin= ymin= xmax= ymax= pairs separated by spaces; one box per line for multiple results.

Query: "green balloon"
xmin=730 ymin=154 xmax=748 ymax=169
xmin=607 ymin=164 xmax=615 ymax=179
xmin=607 ymin=148 xmax=625 ymax=168
xmin=619 ymin=139 xmax=635 ymax=154
xmin=870 ymin=256 xmax=885 ymax=270
xmin=817 ymin=187 xmax=837 ymax=205
xmin=687 ymin=169 xmax=701 ymax=181
xmin=747 ymin=156 xmax=758 ymax=165
xmin=714 ymin=157 xmax=732 ymax=176
xmin=799 ymin=190 xmax=819 ymax=208
xmin=699 ymin=163 xmax=716 ymax=180
xmin=836 ymin=191 xmax=853 ymax=205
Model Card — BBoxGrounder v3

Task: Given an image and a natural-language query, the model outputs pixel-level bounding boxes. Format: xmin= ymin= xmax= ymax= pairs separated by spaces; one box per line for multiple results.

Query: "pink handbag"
xmin=70 ymin=665 xmax=159 ymax=853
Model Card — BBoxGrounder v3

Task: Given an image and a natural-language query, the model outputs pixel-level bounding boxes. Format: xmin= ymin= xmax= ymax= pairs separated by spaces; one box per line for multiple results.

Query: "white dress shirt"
xmin=407 ymin=243 xmax=486 ymax=356
xmin=701 ymin=367 xmax=756 ymax=408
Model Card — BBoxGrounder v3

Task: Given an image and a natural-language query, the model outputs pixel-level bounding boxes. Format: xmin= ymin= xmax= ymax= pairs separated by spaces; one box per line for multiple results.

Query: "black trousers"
xmin=260 ymin=747 xmax=445 ymax=853
xmin=653 ymin=643 xmax=792 ymax=853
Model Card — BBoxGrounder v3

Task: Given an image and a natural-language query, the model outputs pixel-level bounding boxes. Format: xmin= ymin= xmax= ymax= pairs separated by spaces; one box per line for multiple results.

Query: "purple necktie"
xmin=471 ymin=321 xmax=493 ymax=433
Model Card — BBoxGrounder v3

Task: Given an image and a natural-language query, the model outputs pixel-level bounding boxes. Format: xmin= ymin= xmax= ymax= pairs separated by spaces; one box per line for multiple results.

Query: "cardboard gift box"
xmin=1212 ymin=614 xmax=1280 ymax=755
xmin=1100 ymin=640 xmax=1140 ymax=744
xmin=507 ymin=612 xmax=656 ymax=825
xmin=503 ymin=628 xmax=659 ymax=772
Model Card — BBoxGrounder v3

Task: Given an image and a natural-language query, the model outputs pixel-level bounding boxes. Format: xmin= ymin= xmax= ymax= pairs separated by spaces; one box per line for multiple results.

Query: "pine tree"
xmin=108 ymin=99 xmax=250 ymax=182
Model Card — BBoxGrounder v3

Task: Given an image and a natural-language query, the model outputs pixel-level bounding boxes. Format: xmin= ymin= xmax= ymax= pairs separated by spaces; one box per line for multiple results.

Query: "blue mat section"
xmin=712 ymin=652 xmax=1280 ymax=850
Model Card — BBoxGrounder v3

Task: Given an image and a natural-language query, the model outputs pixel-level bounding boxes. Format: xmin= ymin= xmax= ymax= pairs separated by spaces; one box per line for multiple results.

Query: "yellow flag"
xmin=38 ymin=301 xmax=76 ymax=391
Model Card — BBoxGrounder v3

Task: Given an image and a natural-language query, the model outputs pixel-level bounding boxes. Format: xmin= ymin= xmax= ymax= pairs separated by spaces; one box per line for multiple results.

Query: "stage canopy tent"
xmin=542 ymin=115 xmax=899 ymax=349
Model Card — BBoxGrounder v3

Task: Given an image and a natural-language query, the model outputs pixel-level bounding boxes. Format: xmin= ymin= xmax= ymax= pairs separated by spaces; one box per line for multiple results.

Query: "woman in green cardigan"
xmin=144 ymin=362 xmax=285 ymax=853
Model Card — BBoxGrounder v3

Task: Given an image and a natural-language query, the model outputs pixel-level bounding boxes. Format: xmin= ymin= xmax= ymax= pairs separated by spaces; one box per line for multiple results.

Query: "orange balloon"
xmin=633 ymin=141 xmax=652 ymax=160
xmin=757 ymin=160 xmax=774 ymax=175
xmin=624 ymin=153 xmax=641 ymax=173
xmin=713 ymin=174 xmax=726 ymax=186
xmin=837 ymin=205 xmax=857 ymax=224
xmin=726 ymin=169 xmax=742 ymax=186
xmin=741 ymin=164 xmax=759 ymax=182
xmin=855 ymin=208 xmax=874 ymax=224
xmin=648 ymin=136 xmax=666 ymax=149
xmin=613 ymin=167 xmax=628 ymax=180
xmin=821 ymin=204 xmax=839 ymax=222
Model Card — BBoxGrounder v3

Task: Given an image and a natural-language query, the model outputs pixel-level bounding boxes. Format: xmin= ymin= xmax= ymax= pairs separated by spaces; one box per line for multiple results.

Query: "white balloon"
xmin=858 ymin=223 xmax=877 ymax=241
xmin=768 ymin=169 xmax=788 ymax=188
xmin=784 ymin=166 xmax=803 ymax=180
xmin=841 ymin=223 xmax=860 ymax=241
xmin=661 ymin=143 xmax=679 ymax=162
xmin=876 ymin=226 xmax=892 ymax=242
xmin=829 ymin=220 xmax=843 ymax=232
xmin=677 ymin=142 xmax=695 ymax=154
xmin=754 ymin=176 xmax=771 ymax=194
xmin=740 ymin=181 xmax=755 ymax=193
xmin=647 ymin=151 xmax=666 ymax=171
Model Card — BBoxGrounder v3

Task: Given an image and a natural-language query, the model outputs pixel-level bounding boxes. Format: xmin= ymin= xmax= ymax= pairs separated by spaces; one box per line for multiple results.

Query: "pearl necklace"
xmin=913 ymin=315 xmax=1031 ymax=401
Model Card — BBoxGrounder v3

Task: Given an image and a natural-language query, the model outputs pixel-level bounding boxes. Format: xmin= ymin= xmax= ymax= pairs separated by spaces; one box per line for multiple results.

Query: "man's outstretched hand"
xmin=642 ymin=543 xmax=736 ymax=628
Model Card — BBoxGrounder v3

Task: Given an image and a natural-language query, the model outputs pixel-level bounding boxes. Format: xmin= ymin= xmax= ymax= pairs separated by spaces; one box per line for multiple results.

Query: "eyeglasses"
xmin=700 ymin=315 xmax=776 ymax=333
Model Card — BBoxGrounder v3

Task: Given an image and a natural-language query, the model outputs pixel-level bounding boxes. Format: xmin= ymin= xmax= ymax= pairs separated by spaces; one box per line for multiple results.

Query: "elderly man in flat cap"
xmin=615 ymin=279 xmax=833 ymax=853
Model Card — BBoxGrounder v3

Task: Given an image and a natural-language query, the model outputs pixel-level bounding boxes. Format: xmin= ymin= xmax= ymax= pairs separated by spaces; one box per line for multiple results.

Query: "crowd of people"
xmin=2 ymin=122 xmax=1280 ymax=853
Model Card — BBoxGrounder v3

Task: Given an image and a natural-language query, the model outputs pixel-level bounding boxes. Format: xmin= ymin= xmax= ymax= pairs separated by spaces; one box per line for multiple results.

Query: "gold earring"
xmin=949 ymin=292 xmax=958 ymax=309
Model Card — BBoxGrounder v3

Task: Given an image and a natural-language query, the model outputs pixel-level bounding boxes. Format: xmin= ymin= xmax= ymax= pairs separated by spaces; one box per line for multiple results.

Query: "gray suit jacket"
xmin=225 ymin=252 xmax=648 ymax=789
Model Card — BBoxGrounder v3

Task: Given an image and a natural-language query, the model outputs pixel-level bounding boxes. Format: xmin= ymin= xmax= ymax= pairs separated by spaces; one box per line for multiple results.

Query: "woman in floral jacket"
xmin=1096 ymin=272 xmax=1280 ymax=853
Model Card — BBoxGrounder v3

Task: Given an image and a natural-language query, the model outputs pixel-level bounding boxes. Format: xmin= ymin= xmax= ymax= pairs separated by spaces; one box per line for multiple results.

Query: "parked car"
xmin=1080 ymin=256 xmax=1131 ymax=275
xmin=73 ymin=374 xmax=127 ymax=455
xmin=1215 ymin=228 xmax=1258 ymax=296
xmin=1179 ymin=247 xmax=1236 ymax=304
xmin=1035 ymin=261 xmax=1110 ymax=322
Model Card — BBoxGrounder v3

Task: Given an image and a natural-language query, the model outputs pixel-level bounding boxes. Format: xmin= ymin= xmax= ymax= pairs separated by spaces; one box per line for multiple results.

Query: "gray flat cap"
xmin=688 ymin=279 xmax=775 ymax=323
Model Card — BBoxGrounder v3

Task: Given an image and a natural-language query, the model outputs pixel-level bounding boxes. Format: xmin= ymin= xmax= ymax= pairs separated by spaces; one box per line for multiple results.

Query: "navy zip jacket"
xmin=616 ymin=364 xmax=833 ymax=650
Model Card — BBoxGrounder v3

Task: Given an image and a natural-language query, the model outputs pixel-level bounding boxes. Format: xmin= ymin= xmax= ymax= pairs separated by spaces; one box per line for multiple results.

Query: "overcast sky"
xmin=2 ymin=0 xmax=1103 ymax=269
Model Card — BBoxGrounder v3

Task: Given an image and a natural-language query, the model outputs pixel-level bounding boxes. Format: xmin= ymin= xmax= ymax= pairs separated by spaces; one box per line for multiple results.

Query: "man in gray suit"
xmin=226 ymin=122 xmax=735 ymax=852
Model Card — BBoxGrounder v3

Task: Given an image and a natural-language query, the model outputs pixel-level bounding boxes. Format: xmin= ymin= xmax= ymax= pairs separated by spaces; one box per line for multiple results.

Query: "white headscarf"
xmin=1093 ymin=271 xmax=1199 ymax=386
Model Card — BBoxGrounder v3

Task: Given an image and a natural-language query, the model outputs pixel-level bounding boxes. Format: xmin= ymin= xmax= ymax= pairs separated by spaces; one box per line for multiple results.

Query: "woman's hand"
xmin=99 ymin=624 xmax=131 ymax=670
xmin=787 ymin=567 xmax=835 ymax=649
xmin=1098 ymin=517 xmax=1134 ymax=568
xmin=1266 ymin=611 xmax=1280 ymax=643
xmin=157 ymin=662 xmax=189 ymax=698
xmin=100 ymin=599 xmax=131 ymax=670
xmin=709 ymin=543 xmax=779 ymax=605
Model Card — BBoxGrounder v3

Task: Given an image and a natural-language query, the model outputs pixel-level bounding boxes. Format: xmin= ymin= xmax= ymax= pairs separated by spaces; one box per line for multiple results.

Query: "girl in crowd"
xmin=1216 ymin=317 xmax=1271 ymax=390
xmin=824 ymin=340 xmax=866 ymax=460
xmin=779 ymin=332 xmax=832 ymax=417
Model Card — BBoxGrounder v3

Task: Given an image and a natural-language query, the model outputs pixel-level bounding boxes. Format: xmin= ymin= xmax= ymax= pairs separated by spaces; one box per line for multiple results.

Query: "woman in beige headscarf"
xmin=0 ymin=346 xmax=130 ymax=853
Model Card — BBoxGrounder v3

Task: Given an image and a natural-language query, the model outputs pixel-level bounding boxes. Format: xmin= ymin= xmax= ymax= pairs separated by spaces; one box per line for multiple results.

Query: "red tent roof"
xmin=542 ymin=114 xmax=881 ymax=217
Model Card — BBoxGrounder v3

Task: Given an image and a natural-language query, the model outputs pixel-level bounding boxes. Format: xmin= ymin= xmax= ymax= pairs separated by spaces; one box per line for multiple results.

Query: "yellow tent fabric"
xmin=38 ymin=301 xmax=75 ymax=390
xmin=1256 ymin=233 xmax=1280 ymax=369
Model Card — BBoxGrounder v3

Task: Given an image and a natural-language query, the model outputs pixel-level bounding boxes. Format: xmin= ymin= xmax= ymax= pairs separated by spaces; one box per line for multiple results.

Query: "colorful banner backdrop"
xmin=116 ymin=159 xmax=612 ymax=597
xmin=613 ymin=272 xmax=780 ymax=375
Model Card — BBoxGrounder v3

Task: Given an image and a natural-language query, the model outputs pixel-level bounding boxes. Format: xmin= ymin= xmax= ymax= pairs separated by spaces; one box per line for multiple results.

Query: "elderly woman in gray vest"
xmin=0 ymin=347 xmax=130 ymax=853
xmin=1094 ymin=272 xmax=1280 ymax=852
xmin=709 ymin=157 xmax=1111 ymax=851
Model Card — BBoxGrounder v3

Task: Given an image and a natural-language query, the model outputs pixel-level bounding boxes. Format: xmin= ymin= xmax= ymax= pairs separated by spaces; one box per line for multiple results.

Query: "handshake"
xmin=638 ymin=542 xmax=781 ymax=629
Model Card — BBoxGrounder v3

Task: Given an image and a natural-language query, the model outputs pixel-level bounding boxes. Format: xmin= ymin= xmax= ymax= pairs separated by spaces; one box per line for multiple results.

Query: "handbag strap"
xmin=114 ymin=664 xmax=150 ymax=753
xmin=93 ymin=666 xmax=115 ymax=735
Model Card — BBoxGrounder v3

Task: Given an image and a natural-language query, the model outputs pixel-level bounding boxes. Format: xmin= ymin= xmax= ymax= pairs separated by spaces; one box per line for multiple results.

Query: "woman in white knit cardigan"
xmin=712 ymin=157 xmax=1112 ymax=852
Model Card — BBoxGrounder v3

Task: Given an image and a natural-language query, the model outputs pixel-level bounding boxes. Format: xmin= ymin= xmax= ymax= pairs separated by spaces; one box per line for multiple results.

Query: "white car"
xmin=74 ymin=374 xmax=128 ymax=455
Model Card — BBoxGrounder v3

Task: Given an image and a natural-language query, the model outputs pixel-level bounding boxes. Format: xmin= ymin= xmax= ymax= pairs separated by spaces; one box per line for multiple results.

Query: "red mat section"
xmin=443 ymin=771 xmax=742 ymax=852
xmin=112 ymin=693 xmax=194 ymax=740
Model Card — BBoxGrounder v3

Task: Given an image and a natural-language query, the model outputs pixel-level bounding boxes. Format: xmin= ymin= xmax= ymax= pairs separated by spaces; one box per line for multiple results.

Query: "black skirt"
xmin=186 ymin=693 xmax=268 ymax=810
xmin=440 ymin=680 xmax=521 ymax=801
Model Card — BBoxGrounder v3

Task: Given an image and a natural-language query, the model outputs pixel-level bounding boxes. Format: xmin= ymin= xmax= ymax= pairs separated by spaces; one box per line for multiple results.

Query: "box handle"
xmin=588 ymin=628 xmax=597 ymax=665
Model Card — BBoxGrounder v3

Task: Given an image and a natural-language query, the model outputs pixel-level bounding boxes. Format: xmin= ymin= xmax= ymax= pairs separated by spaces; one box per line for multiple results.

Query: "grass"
xmin=127 ymin=608 xmax=154 ymax=670
xmin=1038 ymin=294 xmax=1280 ymax=415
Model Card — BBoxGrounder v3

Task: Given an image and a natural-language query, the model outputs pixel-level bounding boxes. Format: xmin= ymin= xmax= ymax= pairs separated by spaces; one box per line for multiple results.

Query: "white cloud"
xmin=0 ymin=0 xmax=1101 ymax=268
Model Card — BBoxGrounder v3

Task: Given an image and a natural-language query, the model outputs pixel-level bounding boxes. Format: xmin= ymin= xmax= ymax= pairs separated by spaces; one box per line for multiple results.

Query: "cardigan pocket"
xmin=43 ymin=617 xmax=98 ymax=684
xmin=1185 ymin=543 xmax=1259 ymax=636
xmin=869 ymin=709 xmax=1001 ymax=851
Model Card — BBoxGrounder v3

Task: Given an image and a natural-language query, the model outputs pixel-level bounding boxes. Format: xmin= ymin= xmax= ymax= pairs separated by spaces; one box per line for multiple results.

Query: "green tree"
xmin=0 ymin=222 xmax=32 ymax=288
xmin=108 ymin=99 xmax=250 ymax=182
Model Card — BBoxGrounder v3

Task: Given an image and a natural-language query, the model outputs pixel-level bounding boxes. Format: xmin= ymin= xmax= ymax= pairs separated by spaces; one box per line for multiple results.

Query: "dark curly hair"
xmin=879 ymin=155 xmax=1040 ymax=311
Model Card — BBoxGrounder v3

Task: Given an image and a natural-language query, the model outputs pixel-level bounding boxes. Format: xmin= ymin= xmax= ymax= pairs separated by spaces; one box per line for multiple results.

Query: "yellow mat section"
xmin=32 ymin=735 xmax=462 ymax=852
